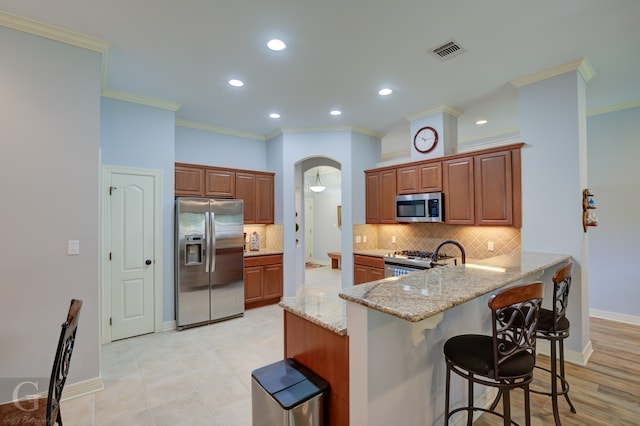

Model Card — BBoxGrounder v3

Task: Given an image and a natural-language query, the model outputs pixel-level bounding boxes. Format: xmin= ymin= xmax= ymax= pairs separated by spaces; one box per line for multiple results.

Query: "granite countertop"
xmin=353 ymin=249 xmax=389 ymax=257
xmin=339 ymin=251 xmax=571 ymax=323
xmin=279 ymin=290 xmax=347 ymax=336
xmin=244 ymin=249 xmax=283 ymax=257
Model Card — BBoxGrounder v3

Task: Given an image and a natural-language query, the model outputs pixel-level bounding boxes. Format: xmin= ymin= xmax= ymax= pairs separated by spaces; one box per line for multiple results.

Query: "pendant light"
xmin=309 ymin=169 xmax=326 ymax=193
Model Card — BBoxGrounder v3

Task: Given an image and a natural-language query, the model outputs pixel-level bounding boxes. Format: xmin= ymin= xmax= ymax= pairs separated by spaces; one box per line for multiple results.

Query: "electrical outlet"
xmin=355 ymin=235 xmax=361 ymax=243
xmin=363 ymin=235 xmax=367 ymax=243
xmin=487 ymin=241 xmax=494 ymax=252
xmin=391 ymin=235 xmax=397 ymax=244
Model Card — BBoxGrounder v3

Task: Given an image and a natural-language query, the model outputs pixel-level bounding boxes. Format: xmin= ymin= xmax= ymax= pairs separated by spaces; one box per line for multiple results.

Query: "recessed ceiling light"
xmin=267 ymin=39 xmax=286 ymax=51
xmin=476 ymin=119 xmax=488 ymax=125
xmin=330 ymin=110 xmax=342 ymax=116
xmin=229 ymin=79 xmax=244 ymax=87
xmin=378 ymin=88 xmax=393 ymax=96
xmin=269 ymin=113 xmax=281 ymax=119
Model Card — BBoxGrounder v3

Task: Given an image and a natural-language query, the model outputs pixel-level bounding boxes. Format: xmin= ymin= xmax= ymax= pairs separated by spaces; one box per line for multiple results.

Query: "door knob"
xmin=145 ymin=259 xmax=152 ymax=265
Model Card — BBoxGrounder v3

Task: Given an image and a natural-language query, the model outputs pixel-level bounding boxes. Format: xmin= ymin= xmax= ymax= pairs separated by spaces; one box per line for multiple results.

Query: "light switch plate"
xmin=67 ymin=240 xmax=80 ymax=255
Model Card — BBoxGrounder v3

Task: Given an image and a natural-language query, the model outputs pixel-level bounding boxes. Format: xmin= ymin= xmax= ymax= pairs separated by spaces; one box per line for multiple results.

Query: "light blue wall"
xmin=100 ymin=98 xmax=176 ymax=321
xmin=519 ymin=71 xmax=590 ymax=353
xmin=267 ymin=131 xmax=380 ymax=295
xmin=0 ymin=27 xmax=102 ymax=388
xmin=587 ymin=106 xmax=640 ymax=317
xmin=175 ymin=126 xmax=267 ymax=171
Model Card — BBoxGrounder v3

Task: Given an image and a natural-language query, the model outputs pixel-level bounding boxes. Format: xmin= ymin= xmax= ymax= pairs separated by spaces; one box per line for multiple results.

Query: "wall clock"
xmin=413 ymin=126 xmax=439 ymax=154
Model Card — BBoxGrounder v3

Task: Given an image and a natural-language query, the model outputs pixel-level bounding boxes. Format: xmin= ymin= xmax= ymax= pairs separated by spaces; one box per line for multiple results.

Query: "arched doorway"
xmin=303 ymin=165 xmax=341 ymax=265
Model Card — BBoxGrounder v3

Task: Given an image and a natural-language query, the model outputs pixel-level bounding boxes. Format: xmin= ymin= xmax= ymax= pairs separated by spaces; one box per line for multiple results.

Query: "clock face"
xmin=413 ymin=126 xmax=438 ymax=154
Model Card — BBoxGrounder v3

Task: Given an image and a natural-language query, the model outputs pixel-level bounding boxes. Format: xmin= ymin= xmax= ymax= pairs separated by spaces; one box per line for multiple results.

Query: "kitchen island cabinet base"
xmin=284 ymin=310 xmax=349 ymax=425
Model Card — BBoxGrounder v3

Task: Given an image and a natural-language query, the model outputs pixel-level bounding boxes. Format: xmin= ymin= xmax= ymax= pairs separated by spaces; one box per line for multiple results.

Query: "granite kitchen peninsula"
xmin=281 ymin=251 xmax=571 ymax=425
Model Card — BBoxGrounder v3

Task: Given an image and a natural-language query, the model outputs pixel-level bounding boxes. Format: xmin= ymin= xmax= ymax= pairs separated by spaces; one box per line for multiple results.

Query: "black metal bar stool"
xmin=444 ymin=282 xmax=545 ymax=426
xmin=532 ymin=261 xmax=577 ymax=425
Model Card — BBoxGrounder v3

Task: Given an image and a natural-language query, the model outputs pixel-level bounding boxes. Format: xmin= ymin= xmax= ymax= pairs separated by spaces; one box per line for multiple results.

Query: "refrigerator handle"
xmin=204 ymin=211 xmax=210 ymax=272
xmin=210 ymin=211 xmax=216 ymax=272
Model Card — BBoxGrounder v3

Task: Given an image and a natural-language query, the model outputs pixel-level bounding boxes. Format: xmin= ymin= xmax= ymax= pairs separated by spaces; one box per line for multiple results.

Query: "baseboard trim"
xmin=62 ymin=376 xmax=104 ymax=401
xmin=590 ymin=309 xmax=640 ymax=326
xmin=161 ymin=320 xmax=176 ymax=332
xmin=536 ymin=339 xmax=593 ymax=367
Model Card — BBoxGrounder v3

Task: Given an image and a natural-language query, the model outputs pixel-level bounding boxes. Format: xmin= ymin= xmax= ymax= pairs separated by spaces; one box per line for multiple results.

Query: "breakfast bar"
xmin=281 ymin=251 xmax=570 ymax=425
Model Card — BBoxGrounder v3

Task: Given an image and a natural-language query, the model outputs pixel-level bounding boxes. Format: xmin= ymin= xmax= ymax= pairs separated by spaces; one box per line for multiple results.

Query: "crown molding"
xmin=102 ymin=89 xmax=181 ymax=111
xmin=176 ymin=119 xmax=265 ymax=141
xmin=271 ymin=126 xmax=383 ymax=139
xmin=406 ymin=105 xmax=464 ymax=122
xmin=0 ymin=10 xmax=110 ymax=53
xmin=587 ymin=99 xmax=640 ymax=117
xmin=511 ymin=57 xmax=595 ymax=88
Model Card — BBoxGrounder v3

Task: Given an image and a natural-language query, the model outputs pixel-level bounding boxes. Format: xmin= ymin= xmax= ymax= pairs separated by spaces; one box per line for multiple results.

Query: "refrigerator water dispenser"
xmin=185 ymin=234 xmax=203 ymax=265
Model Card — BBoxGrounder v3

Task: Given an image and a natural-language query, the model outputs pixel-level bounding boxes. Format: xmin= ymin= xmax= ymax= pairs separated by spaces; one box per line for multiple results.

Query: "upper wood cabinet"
xmin=365 ymin=169 xmax=396 ymax=224
xmin=364 ymin=143 xmax=523 ymax=227
xmin=255 ymin=173 xmax=275 ymax=224
xmin=205 ymin=168 xmax=235 ymax=198
xmin=443 ymin=156 xmax=475 ymax=224
xmin=175 ymin=165 xmax=204 ymax=196
xmin=237 ymin=171 xmax=274 ymax=224
xmin=397 ymin=161 xmax=442 ymax=194
xmin=175 ymin=163 xmax=275 ymax=224
xmin=442 ymin=147 xmax=522 ymax=226
xmin=474 ymin=150 xmax=512 ymax=225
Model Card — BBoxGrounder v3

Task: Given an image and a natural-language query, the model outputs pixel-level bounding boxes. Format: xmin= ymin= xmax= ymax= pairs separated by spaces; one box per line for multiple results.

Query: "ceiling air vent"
xmin=430 ymin=40 xmax=465 ymax=61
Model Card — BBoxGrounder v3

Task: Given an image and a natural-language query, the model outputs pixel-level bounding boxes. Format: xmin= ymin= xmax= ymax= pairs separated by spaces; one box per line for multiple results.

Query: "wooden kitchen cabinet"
xmin=474 ymin=149 xmax=515 ymax=226
xmin=236 ymin=172 xmax=274 ymax=224
xmin=353 ymin=254 xmax=385 ymax=284
xmin=396 ymin=161 xmax=442 ymax=194
xmin=175 ymin=165 xmax=205 ymax=196
xmin=244 ymin=254 xmax=283 ymax=309
xmin=443 ymin=156 xmax=475 ymax=224
xmin=205 ymin=168 xmax=235 ymax=198
xmin=442 ymin=146 xmax=522 ymax=226
xmin=284 ymin=310 xmax=349 ymax=425
xmin=175 ymin=163 xmax=275 ymax=224
xmin=365 ymin=169 xmax=396 ymax=224
xmin=255 ymin=173 xmax=275 ymax=223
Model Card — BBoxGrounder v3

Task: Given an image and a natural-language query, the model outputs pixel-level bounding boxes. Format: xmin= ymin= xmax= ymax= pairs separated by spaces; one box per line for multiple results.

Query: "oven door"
xmin=384 ymin=261 xmax=429 ymax=278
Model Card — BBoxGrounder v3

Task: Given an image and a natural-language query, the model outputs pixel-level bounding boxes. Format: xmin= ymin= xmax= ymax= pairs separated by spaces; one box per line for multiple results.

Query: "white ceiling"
xmin=2 ymin=0 xmax=639 ymax=140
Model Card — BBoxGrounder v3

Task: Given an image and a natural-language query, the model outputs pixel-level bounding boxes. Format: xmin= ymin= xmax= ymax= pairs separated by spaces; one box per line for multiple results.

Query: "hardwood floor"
xmin=473 ymin=317 xmax=640 ymax=425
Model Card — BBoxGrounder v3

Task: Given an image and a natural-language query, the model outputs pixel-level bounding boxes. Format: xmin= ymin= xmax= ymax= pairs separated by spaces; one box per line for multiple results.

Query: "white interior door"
xmin=108 ymin=171 xmax=155 ymax=340
xmin=305 ymin=198 xmax=314 ymax=261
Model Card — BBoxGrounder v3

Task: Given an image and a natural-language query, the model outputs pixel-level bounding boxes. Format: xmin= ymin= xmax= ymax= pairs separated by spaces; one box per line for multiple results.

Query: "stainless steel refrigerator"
xmin=175 ymin=197 xmax=244 ymax=330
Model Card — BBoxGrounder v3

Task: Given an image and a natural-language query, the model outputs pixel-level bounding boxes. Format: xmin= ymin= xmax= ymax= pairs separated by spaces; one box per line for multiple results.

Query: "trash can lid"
xmin=252 ymin=358 xmax=329 ymax=409
xmin=252 ymin=358 xmax=308 ymax=394
xmin=272 ymin=374 xmax=328 ymax=410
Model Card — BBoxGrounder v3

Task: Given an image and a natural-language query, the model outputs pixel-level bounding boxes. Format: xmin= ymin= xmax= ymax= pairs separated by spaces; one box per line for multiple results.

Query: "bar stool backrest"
xmin=551 ymin=261 xmax=574 ymax=333
xmin=488 ymin=282 xmax=544 ymax=380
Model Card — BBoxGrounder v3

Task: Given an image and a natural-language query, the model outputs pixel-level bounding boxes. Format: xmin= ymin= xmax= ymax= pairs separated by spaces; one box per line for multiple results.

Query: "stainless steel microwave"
xmin=395 ymin=193 xmax=443 ymax=223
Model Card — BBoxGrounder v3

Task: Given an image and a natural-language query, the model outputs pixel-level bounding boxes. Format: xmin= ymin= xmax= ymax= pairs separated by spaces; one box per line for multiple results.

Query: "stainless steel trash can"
xmin=251 ymin=358 xmax=329 ymax=426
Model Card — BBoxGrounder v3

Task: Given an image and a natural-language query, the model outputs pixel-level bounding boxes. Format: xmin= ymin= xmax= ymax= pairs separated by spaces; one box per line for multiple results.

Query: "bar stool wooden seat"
xmin=532 ymin=261 xmax=577 ymax=425
xmin=444 ymin=282 xmax=545 ymax=426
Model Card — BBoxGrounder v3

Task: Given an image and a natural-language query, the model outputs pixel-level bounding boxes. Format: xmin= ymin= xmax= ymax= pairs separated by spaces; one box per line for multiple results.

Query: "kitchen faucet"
xmin=431 ymin=240 xmax=466 ymax=266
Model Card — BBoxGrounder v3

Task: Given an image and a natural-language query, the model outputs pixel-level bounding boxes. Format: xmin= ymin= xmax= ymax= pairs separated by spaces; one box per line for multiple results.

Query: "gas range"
xmin=383 ymin=250 xmax=453 ymax=269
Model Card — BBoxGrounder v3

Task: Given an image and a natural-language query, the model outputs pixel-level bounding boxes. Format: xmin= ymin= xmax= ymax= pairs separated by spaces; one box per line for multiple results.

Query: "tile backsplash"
xmin=243 ymin=224 xmax=283 ymax=251
xmin=353 ymin=223 xmax=520 ymax=259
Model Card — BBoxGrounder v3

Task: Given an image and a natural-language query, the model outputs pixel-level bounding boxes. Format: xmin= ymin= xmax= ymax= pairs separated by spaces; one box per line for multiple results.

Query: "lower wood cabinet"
xmin=244 ymin=254 xmax=283 ymax=309
xmin=353 ymin=254 xmax=385 ymax=285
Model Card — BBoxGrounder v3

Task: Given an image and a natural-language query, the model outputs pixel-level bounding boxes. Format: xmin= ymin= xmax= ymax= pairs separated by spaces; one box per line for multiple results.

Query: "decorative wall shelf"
xmin=582 ymin=189 xmax=598 ymax=232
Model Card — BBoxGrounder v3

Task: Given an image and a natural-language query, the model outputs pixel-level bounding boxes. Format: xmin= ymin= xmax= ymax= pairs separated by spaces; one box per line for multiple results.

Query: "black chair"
xmin=0 ymin=299 xmax=82 ymax=426
xmin=532 ymin=261 xmax=577 ymax=425
xmin=444 ymin=282 xmax=544 ymax=426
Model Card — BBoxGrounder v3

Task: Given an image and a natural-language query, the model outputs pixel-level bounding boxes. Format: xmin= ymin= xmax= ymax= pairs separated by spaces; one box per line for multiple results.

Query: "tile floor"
xmin=62 ymin=265 xmax=342 ymax=426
